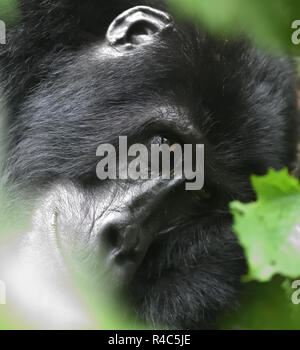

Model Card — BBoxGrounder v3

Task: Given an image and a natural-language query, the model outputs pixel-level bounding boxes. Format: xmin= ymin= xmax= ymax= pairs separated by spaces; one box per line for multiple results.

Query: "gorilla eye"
xmin=151 ymin=136 xmax=172 ymax=146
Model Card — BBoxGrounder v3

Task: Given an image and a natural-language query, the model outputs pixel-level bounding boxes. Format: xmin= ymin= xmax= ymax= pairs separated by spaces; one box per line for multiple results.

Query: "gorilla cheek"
xmin=41 ymin=177 xmax=184 ymax=288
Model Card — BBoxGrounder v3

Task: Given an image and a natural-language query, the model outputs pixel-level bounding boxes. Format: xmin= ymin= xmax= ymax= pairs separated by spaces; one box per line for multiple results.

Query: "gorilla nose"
xmin=98 ymin=177 xmax=184 ymax=286
xmin=102 ymin=221 xmax=141 ymax=257
xmin=99 ymin=219 xmax=151 ymax=286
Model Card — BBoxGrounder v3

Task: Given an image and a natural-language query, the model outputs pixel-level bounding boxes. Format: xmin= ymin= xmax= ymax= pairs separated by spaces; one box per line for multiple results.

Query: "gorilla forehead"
xmin=5 ymin=33 xmax=296 ymax=189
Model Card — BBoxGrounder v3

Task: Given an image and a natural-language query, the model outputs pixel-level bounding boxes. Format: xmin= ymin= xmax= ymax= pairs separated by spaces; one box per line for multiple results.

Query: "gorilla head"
xmin=0 ymin=0 xmax=298 ymax=329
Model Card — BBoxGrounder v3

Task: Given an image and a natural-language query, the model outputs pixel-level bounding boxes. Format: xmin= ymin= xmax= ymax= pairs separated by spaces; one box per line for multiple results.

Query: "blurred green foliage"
xmin=170 ymin=0 xmax=300 ymax=54
xmin=0 ymin=0 xmax=19 ymax=26
xmin=219 ymin=277 xmax=300 ymax=330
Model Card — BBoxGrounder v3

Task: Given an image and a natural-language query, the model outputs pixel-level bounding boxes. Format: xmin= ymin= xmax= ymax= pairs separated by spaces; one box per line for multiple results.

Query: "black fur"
xmin=0 ymin=0 xmax=298 ymax=329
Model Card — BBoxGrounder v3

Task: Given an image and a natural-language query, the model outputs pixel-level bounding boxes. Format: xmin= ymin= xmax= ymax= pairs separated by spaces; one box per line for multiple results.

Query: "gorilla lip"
xmin=96 ymin=136 xmax=205 ymax=191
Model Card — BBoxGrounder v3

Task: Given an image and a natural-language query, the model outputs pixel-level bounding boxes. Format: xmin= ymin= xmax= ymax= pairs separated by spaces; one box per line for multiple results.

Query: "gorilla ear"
xmin=106 ymin=6 xmax=172 ymax=48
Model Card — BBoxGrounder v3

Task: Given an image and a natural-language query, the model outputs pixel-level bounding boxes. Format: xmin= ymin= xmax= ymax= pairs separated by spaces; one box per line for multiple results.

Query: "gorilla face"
xmin=0 ymin=0 xmax=298 ymax=329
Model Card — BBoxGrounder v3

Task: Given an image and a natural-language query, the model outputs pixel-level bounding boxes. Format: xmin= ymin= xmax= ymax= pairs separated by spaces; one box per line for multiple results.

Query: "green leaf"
xmin=231 ymin=169 xmax=300 ymax=282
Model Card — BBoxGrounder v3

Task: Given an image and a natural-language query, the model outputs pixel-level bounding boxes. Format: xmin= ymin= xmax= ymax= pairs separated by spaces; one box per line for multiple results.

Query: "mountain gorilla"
xmin=0 ymin=0 xmax=298 ymax=329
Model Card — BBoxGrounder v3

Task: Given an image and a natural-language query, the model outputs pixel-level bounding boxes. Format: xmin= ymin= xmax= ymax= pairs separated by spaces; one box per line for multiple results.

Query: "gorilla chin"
xmin=0 ymin=0 xmax=298 ymax=330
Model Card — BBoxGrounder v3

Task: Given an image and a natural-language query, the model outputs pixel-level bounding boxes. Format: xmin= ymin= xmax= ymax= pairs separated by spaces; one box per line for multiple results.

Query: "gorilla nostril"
xmin=102 ymin=224 xmax=120 ymax=249
xmin=101 ymin=222 xmax=141 ymax=254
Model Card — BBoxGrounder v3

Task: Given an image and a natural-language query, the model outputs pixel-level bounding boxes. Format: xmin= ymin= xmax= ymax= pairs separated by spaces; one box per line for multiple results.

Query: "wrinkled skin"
xmin=0 ymin=0 xmax=298 ymax=329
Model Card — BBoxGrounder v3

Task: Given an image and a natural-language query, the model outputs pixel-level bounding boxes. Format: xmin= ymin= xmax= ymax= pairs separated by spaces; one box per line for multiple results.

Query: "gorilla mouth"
xmin=125 ymin=220 xmax=247 ymax=329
